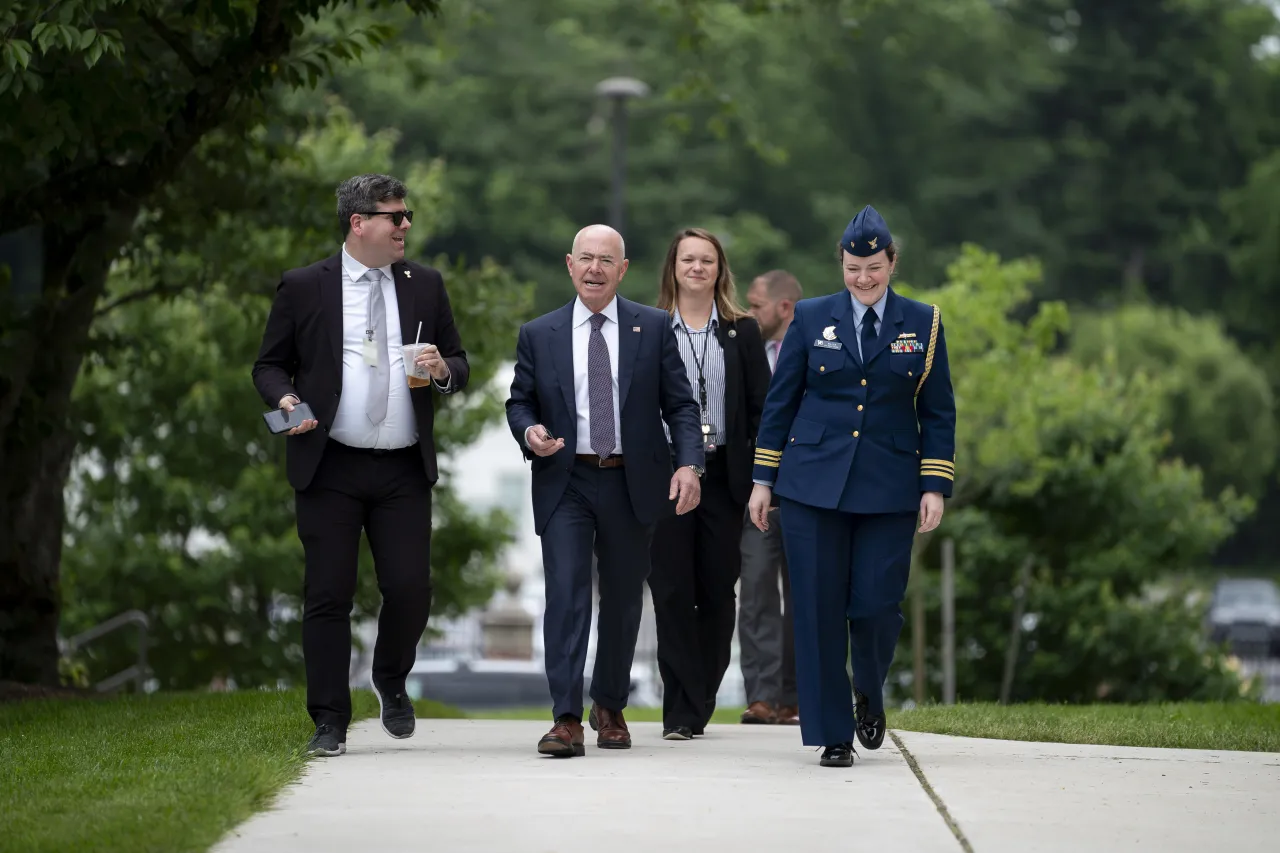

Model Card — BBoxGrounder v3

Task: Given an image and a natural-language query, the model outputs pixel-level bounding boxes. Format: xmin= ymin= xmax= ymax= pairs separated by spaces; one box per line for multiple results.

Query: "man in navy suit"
xmin=506 ymin=224 xmax=705 ymax=757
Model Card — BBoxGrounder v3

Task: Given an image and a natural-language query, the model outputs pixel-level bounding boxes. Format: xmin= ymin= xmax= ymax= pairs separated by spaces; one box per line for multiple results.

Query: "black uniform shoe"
xmin=820 ymin=742 xmax=856 ymax=767
xmin=662 ymin=726 xmax=694 ymax=741
xmin=854 ymin=689 xmax=886 ymax=750
xmin=372 ymin=681 xmax=415 ymax=739
xmin=306 ymin=724 xmax=346 ymax=757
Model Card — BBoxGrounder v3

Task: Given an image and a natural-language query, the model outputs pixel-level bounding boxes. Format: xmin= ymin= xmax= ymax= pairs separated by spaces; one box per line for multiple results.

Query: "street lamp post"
xmin=594 ymin=76 xmax=650 ymax=235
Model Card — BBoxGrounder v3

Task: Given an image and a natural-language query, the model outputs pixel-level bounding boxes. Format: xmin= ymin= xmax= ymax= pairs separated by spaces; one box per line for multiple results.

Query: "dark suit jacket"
xmin=708 ymin=315 xmax=772 ymax=506
xmin=505 ymin=295 xmax=704 ymax=535
xmin=252 ymin=254 xmax=470 ymax=491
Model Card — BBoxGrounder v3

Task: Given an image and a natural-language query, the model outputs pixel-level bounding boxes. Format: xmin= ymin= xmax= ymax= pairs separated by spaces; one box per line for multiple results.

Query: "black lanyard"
xmin=680 ymin=318 xmax=713 ymax=417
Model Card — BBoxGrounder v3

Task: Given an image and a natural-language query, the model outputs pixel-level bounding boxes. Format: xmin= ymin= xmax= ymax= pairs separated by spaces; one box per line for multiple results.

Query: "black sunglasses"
xmin=358 ymin=210 xmax=414 ymax=226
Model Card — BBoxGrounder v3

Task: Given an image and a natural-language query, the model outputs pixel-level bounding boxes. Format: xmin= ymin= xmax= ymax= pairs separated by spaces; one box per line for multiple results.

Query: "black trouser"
xmin=648 ymin=450 xmax=744 ymax=729
xmin=295 ymin=439 xmax=433 ymax=734
xmin=541 ymin=457 xmax=654 ymax=721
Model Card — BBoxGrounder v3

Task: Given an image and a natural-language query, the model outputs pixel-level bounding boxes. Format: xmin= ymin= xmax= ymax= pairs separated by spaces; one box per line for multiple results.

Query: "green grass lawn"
xmin=893 ymin=701 xmax=1280 ymax=753
xmin=467 ymin=702 xmax=1280 ymax=752
xmin=6 ymin=692 xmax=1276 ymax=853
xmin=0 ymin=687 xmax=462 ymax=853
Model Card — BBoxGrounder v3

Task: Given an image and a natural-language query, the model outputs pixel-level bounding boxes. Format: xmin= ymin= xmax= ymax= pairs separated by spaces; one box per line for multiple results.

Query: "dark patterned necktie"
xmin=588 ymin=313 xmax=615 ymax=457
xmin=861 ymin=306 xmax=878 ymax=362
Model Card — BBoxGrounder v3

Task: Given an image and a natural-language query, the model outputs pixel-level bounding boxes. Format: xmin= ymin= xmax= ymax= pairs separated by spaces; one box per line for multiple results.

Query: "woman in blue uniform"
xmin=746 ymin=205 xmax=956 ymax=767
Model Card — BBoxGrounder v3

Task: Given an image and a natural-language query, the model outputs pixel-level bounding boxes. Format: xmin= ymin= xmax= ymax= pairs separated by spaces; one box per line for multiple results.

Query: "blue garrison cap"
xmin=841 ymin=205 xmax=892 ymax=257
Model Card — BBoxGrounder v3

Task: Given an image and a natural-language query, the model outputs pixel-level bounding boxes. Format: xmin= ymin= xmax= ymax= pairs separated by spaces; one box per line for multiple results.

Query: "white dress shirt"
xmin=328 ymin=245 xmax=418 ymax=449
xmin=572 ymin=295 xmax=623 ymax=454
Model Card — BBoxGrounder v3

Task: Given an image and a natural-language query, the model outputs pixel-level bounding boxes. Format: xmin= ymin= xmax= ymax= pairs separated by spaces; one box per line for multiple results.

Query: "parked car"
xmin=1207 ymin=578 xmax=1280 ymax=658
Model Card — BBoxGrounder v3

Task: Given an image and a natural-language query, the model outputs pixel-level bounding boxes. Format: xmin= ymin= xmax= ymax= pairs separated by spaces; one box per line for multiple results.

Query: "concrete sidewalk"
xmin=896 ymin=730 xmax=1280 ymax=852
xmin=213 ymin=719 xmax=1280 ymax=853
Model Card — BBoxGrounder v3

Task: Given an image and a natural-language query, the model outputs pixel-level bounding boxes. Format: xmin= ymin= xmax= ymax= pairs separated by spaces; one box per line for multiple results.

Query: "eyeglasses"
xmin=357 ymin=210 xmax=414 ymax=227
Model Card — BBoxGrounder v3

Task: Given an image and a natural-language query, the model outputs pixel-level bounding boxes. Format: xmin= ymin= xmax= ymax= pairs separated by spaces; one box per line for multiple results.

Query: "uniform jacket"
xmin=752 ymin=286 xmax=955 ymax=513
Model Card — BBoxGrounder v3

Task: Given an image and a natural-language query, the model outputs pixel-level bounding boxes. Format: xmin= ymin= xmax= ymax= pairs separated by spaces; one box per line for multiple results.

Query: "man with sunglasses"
xmin=253 ymin=173 xmax=470 ymax=757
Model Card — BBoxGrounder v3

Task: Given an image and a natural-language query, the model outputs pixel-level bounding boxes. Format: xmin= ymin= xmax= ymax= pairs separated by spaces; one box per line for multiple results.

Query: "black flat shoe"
xmin=820 ymin=742 xmax=856 ymax=767
xmin=662 ymin=726 xmax=693 ymax=741
xmin=854 ymin=689 xmax=886 ymax=750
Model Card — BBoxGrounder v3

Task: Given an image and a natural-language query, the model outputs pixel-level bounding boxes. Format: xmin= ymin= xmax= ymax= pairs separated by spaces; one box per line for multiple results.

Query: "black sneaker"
xmin=820 ymin=742 xmax=856 ymax=767
xmin=662 ymin=726 xmax=693 ymax=741
xmin=372 ymin=681 xmax=415 ymax=739
xmin=306 ymin=724 xmax=346 ymax=757
xmin=854 ymin=689 xmax=886 ymax=750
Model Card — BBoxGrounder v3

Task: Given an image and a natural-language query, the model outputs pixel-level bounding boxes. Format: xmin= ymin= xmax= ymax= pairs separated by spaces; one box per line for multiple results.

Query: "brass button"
xmin=857 ymin=405 xmax=864 ymax=411
xmin=908 ymin=370 xmax=913 ymax=377
xmin=861 ymin=379 xmax=867 ymax=386
xmin=819 ymin=365 xmax=826 ymax=373
xmin=790 ymin=437 xmax=795 ymax=443
xmin=853 ymin=430 xmax=860 ymax=438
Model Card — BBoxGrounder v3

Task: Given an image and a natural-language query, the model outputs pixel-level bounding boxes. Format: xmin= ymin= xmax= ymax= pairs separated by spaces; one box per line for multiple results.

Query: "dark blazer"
xmin=505 ymin=295 xmax=705 ymax=535
xmin=252 ymin=253 xmax=470 ymax=491
xmin=752 ymin=286 xmax=956 ymax=514
xmin=708 ymin=314 xmax=772 ymax=506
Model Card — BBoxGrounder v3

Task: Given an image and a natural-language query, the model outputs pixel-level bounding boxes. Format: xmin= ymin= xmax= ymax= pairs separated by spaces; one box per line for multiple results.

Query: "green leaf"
xmin=80 ymin=29 xmax=98 ymax=50
xmin=31 ymin=22 xmax=53 ymax=53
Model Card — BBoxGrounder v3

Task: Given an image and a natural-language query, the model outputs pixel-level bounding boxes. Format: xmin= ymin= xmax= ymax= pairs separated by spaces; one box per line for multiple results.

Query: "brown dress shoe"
xmin=776 ymin=705 xmax=800 ymax=725
xmin=537 ymin=716 xmax=585 ymax=757
xmin=588 ymin=703 xmax=632 ymax=749
xmin=741 ymin=701 xmax=777 ymax=724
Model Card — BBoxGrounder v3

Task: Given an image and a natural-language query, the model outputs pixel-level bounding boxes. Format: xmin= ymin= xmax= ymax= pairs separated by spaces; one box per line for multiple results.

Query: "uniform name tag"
xmin=363 ymin=336 xmax=379 ymax=366
xmin=813 ymin=339 xmax=842 ymax=350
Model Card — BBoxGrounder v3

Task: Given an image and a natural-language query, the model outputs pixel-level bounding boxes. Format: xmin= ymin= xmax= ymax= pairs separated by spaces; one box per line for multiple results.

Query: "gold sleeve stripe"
xmin=755 ymin=448 xmax=783 ymax=456
xmin=755 ymin=460 xmax=780 ymax=468
xmin=915 ymin=304 xmax=941 ymax=397
xmin=920 ymin=469 xmax=954 ymax=481
xmin=920 ymin=459 xmax=954 ymax=470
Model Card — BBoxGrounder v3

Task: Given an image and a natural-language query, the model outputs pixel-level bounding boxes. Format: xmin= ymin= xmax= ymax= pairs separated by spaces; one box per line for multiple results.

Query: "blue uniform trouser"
xmin=779 ymin=498 xmax=917 ymax=747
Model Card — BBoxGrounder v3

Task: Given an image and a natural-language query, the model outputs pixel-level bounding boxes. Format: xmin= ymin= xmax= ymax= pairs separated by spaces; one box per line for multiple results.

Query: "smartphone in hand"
xmin=263 ymin=402 xmax=316 ymax=434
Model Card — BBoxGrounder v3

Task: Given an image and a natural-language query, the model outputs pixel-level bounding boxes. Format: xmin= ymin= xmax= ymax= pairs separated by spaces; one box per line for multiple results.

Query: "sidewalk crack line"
xmin=890 ymin=730 xmax=974 ymax=853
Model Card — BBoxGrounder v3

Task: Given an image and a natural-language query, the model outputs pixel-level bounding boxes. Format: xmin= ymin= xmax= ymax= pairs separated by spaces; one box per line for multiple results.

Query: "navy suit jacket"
xmin=752 ymin=286 xmax=956 ymax=514
xmin=505 ymin=295 xmax=705 ymax=535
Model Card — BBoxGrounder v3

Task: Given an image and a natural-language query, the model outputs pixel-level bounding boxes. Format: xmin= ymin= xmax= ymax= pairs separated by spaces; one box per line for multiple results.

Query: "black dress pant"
xmin=648 ymin=450 xmax=744 ymax=729
xmin=295 ymin=439 xmax=433 ymax=733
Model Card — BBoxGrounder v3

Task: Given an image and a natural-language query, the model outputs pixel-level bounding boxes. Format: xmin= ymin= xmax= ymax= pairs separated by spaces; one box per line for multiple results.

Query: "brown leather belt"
xmin=576 ymin=453 xmax=624 ymax=468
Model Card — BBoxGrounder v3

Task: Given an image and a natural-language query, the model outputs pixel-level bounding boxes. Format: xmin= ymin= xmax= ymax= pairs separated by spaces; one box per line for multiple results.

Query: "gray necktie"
xmin=365 ymin=269 xmax=389 ymax=425
xmin=588 ymin=313 xmax=615 ymax=457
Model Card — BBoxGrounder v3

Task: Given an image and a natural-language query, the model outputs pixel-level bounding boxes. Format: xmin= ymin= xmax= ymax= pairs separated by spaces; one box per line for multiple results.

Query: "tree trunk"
xmin=0 ymin=220 xmax=124 ymax=684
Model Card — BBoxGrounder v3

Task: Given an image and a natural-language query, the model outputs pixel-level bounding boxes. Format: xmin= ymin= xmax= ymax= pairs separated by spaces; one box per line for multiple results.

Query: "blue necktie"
xmin=587 ymin=313 xmax=615 ymax=457
xmin=861 ymin=306 xmax=878 ymax=363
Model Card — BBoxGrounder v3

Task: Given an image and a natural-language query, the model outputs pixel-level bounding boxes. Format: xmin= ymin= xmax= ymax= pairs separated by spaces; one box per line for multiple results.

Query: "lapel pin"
xmin=822 ymin=325 xmax=837 ymax=341
xmin=728 ymin=329 xmax=737 ymax=338
xmin=404 ymin=269 xmax=412 ymax=278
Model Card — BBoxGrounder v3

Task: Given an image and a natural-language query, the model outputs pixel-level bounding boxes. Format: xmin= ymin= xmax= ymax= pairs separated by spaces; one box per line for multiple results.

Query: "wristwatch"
xmin=685 ymin=464 xmax=705 ymax=478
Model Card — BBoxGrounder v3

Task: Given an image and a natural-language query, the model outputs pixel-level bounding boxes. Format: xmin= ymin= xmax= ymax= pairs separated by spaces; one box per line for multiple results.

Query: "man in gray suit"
xmin=737 ymin=270 xmax=802 ymax=725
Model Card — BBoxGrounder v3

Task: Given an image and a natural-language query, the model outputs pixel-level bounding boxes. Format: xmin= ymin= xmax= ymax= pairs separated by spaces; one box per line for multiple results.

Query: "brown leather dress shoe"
xmin=537 ymin=716 xmax=585 ymax=757
xmin=588 ymin=703 xmax=632 ymax=749
xmin=741 ymin=701 xmax=777 ymax=724
xmin=776 ymin=705 xmax=800 ymax=725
